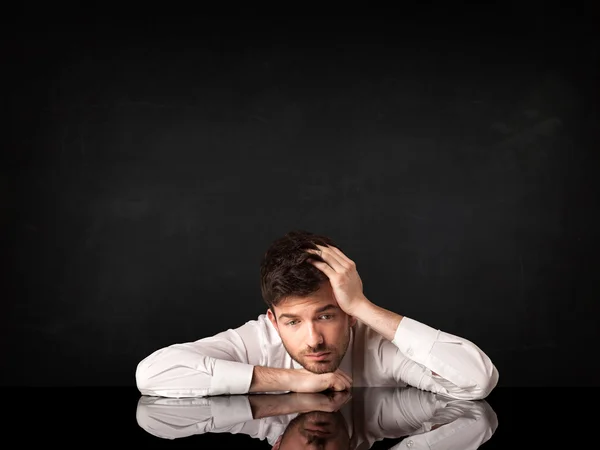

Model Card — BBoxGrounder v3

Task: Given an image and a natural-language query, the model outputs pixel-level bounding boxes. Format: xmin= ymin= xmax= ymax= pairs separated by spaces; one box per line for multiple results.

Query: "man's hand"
xmin=306 ymin=244 xmax=369 ymax=316
xmin=292 ymin=368 xmax=353 ymax=393
xmin=307 ymin=243 xmax=405 ymax=342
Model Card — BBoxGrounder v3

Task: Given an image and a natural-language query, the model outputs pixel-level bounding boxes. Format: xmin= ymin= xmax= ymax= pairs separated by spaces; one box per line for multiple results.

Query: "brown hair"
xmin=260 ymin=230 xmax=338 ymax=310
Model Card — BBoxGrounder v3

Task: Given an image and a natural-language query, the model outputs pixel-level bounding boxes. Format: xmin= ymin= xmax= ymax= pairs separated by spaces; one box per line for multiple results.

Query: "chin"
xmin=302 ymin=361 xmax=338 ymax=374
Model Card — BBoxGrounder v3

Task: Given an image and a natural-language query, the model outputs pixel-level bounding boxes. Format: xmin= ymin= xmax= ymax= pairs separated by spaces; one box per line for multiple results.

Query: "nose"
xmin=306 ymin=322 xmax=324 ymax=348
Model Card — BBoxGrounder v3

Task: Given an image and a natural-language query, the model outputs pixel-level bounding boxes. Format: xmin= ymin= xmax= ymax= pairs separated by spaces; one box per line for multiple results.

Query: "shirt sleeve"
xmin=136 ymin=395 xmax=291 ymax=444
xmin=357 ymin=387 xmax=497 ymax=450
xmin=390 ymin=397 xmax=498 ymax=450
xmin=135 ymin=326 xmax=256 ymax=398
xmin=389 ymin=317 xmax=499 ymax=400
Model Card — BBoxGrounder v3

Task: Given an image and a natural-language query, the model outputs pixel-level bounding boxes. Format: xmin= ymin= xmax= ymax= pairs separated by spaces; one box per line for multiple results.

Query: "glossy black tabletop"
xmin=6 ymin=386 xmax=595 ymax=447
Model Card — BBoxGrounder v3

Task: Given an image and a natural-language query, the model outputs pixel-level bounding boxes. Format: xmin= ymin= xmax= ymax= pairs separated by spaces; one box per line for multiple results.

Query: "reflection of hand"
xmin=249 ymin=390 xmax=352 ymax=420
xmin=291 ymin=390 xmax=352 ymax=413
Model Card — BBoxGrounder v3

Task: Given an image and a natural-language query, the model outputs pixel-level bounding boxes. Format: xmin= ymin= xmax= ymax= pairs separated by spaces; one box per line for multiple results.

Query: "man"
xmin=136 ymin=230 xmax=499 ymax=400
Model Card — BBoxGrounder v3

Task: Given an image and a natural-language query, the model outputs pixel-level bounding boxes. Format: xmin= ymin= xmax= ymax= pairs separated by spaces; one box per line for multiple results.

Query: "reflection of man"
xmin=136 ymin=387 xmax=498 ymax=450
xmin=275 ymin=409 xmax=350 ymax=450
xmin=136 ymin=230 xmax=498 ymax=400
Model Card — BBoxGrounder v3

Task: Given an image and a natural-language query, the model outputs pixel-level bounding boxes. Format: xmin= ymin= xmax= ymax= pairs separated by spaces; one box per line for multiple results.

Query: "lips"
xmin=305 ymin=352 xmax=331 ymax=360
xmin=304 ymin=428 xmax=332 ymax=436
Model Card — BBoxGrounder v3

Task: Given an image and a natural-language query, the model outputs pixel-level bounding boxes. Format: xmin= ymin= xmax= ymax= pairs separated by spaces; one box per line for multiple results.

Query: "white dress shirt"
xmin=136 ymin=314 xmax=498 ymax=400
xmin=136 ymin=386 xmax=498 ymax=449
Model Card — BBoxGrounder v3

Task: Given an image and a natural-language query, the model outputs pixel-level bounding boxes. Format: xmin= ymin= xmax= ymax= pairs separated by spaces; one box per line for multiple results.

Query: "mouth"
xmin=304 ymin=418 xmax=333 ymax=434
xmin=304 ymin=427 xmax=332 ymax=436
xmin=305 ymin=352 xmax=331 ymax=360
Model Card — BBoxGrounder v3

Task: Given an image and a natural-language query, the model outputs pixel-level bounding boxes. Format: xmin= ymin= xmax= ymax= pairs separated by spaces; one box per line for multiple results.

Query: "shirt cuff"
xmin=392 ymin=317 xmax=440 ymax=362
xmin=210 ymin=359 xmax=255 ymax=396
xmin=211 ymin=395 xmax=254 ymax=428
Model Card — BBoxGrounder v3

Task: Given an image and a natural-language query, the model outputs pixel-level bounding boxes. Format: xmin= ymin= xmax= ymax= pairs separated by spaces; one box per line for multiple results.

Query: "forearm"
xmin=249 ymin=393 xmax=308 ymax=419
xmin=249 ymin=366 xmax=296 ymax=394
xmin=352 ymin=299 xmax=443 ymax=377
xmin=351 ymin=297 xmax=403 ymax=342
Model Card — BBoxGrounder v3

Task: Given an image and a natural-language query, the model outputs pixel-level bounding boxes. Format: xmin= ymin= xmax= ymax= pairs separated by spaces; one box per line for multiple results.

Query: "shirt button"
xmin=407 ymin=348 xmax=414 ymax=356
xmin=406 ymin=439 xmax=414 ymax=447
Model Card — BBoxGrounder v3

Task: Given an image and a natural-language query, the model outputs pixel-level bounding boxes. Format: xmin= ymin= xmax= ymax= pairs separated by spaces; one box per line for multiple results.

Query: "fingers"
xmin=320 ymin=247 xmax=347 ymax=272
xmin=326 ymin=390 xmax=352 ymax=411
xmin=326 ymin=245 xmax=355 ymax=268
xmin=340 ymin=376 xmax=351 ymax=391
xmin=329 ymin=376 xmax=349 ymax=392
xmin=335 ymin=390 xmax=352 ymax=407
xmin=319 ymin=244 xmax=354 ymax=268
xmin=336 ymin=389 xmax=352 ymax=402
xmin=335 ymin=368 xmax=353 ymax=387
xmin=331 ymin=370 xmax=352 ymax=391
xmin=308 ymin=259 xmax=336 ymax=278
xmin=327 ymin=390 xmax=351 ymax=402
xmin=306 ymin=246 xmax=347 ymax=272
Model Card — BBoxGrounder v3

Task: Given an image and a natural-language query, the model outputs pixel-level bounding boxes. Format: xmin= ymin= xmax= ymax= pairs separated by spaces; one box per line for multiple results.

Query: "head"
xmin=273 ymin=410 xmax=350 ymax=450
xmin=261 ymin=230 xmax=357 ymax=374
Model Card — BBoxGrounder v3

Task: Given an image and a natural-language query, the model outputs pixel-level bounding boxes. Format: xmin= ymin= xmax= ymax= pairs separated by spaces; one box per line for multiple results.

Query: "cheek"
xmin=279 ymin=330 xmax=299 ymax=349
xmin=325 ymin=323 xmax=348 ymax=343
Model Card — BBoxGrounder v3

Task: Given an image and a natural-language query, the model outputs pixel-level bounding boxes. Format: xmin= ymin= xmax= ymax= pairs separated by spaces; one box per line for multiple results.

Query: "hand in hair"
xmin=306 ymin=245 xmax=369 ymax=317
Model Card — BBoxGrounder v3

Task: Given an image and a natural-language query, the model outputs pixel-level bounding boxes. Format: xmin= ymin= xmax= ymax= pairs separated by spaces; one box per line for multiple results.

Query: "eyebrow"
xmin=278 ymin=304 xmax=339 ymax=321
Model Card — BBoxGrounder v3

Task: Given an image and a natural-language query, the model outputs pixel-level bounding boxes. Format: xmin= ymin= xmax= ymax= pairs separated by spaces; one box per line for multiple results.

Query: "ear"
xmin=272 ymin=434 xmax=283 ymax=450
xmin=267 ymin=308 xmax=279 ymax=332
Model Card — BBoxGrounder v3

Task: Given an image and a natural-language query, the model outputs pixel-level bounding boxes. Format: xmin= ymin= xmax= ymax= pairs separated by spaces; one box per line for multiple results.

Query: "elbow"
xmin=134 ymin=347 xmax=214 ymax=398
xmin=135 ymin=356 xmax=157 ymax=395
xmin=472 ymin=364 xmax=500 ymax=400
xmin=481 ymin=363 xmax=500 ymax=399
xmin=135 ymin=361 xmax=149 ymax=393
xmin=451 ymin=363 xmax=499 ymax=401
xmin=135 ymin=346 xmax=172 ymax=395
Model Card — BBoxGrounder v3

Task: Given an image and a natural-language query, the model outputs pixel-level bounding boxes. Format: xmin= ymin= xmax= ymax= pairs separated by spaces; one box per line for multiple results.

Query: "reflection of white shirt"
xmin=136 ymin=387 xmax=498 ymax=449
xmin=136 ymin=315 xmax=498 ymax=400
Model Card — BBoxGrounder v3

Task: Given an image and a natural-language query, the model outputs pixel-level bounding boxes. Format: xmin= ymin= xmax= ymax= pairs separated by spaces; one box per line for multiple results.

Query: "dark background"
xmin=3 ymin=7 xmax=599 ymax=388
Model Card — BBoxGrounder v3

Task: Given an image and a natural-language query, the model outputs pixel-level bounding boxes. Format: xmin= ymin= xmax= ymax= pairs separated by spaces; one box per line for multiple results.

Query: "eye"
xmin=286 ymin=320 xmax=299 ymax=326
xmin=319 ymin=314 xmax=334 ymax=320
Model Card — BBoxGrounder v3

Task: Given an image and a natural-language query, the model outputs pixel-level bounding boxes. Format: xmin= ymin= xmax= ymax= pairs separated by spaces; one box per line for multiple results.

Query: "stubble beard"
xmin=283 ymin=327 xmax=351 ymax=374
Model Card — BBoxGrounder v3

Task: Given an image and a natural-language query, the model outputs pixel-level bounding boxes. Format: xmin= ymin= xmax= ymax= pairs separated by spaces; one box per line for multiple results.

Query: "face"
xmin=267 ymin=283 xmax=356 ymax=374
xmin=275 ymin=411 xmax=350 ymax=450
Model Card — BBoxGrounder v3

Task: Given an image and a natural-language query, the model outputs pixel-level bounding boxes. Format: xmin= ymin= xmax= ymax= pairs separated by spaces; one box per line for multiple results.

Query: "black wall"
xmin=4 ymin=10 xmax=599 ymax=387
